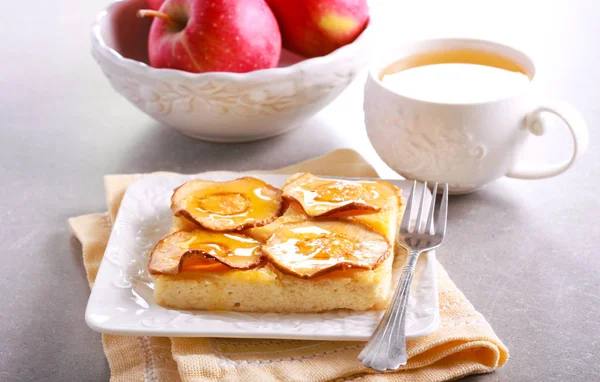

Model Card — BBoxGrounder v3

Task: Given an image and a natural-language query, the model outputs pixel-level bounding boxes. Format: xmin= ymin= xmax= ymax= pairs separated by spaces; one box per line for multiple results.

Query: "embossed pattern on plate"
xmin=85 ymin=173 xmax=439 ymax=340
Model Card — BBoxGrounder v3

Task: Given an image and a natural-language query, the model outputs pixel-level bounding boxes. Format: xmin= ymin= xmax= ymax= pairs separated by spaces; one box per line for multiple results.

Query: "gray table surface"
xmin=1 ymin=0 xmax=599 ymax=381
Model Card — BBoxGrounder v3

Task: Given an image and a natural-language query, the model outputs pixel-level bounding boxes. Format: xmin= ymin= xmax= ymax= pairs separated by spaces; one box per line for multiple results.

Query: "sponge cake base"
xmin=154 ymin=255 xmax=393 ymax=313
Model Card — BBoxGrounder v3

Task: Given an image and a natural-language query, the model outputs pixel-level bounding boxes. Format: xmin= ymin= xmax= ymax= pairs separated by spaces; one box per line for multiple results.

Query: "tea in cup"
xmin=364 ymin=38 xmax=588 ymax=194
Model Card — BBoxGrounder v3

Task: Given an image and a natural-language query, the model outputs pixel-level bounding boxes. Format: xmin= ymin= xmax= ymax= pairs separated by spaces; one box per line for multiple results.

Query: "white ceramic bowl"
xmin=91 ymin=0 xmax=372 ymax=142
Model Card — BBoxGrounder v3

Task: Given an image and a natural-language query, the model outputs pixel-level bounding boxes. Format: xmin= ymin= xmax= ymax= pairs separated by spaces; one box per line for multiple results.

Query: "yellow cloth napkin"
xmin=69 ymin=149 xmax=508 ymax=382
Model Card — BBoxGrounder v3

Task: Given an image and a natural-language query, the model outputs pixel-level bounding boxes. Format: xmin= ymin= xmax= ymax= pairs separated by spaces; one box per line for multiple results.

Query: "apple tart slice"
xmin=152 ymin=173 xmax=404 ymax=313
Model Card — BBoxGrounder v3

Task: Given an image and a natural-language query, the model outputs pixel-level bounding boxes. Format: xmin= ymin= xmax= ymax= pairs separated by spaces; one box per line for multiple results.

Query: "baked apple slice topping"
xmin=149 ymin=230 xmax=264 ymax=275
xmin=263 ymin=220 xmax=390 ymax=278
xmin=282 ymin=173 xmax=397 ymax=218
xmin=171 ymin=177 xmax=283 ymax=231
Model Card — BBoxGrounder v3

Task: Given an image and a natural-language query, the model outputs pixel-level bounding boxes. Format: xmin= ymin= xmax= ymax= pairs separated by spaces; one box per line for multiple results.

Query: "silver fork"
xmin=358 ymin=181 xmax=448 ymax=372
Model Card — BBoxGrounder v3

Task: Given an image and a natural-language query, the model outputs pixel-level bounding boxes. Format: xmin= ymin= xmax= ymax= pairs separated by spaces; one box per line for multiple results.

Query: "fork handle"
xmin=358 ymin=250 xmax=420 ymax=371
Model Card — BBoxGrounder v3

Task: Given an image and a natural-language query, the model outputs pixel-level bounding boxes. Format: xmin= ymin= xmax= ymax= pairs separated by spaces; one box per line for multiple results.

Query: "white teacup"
xmin=364 ymin=38 xmax=589 ymax=194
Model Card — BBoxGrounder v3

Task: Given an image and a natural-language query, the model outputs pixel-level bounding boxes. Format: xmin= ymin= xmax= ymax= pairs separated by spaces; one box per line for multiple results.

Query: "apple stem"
xmin=137 ymin=9 xmax=183 ymax=30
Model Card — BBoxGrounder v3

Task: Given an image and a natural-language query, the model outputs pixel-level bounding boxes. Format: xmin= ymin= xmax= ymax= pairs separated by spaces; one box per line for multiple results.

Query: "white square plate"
xmin=86 ymin=173 xmax=439 ymax=340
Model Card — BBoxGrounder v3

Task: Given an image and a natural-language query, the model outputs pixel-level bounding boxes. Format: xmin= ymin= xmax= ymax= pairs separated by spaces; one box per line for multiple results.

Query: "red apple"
xmin=266 ymin=0 xmax=369 ymax=58
xmin=138 ymin=0 xmax=281 ymax=73
xmin=147 ymin=0 xmax=164 ymax=11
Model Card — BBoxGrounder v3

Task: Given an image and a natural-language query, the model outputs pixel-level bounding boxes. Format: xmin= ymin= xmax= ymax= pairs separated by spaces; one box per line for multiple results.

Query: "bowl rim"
xmin=91 ymin=0 xmax=372 ymax=80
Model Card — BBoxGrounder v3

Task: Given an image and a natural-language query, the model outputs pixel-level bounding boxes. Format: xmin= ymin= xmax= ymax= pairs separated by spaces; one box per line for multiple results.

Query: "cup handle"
xmin=506 ymin=100 xmax=589 ymax=179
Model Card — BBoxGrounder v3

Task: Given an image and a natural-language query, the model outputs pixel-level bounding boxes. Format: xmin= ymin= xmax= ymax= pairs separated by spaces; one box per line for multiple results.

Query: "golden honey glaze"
xmin=191 ymin=192 xmax=251 ymax=215
xmin=158 ymin=174 xmax=401 ymax=279
xmin=263 ymin=221 xmax=390 ymax=278
xmin=172 ymin=177 xmax=283 ymax=231
xmin=282 ymin=173 xmax=397 ymax=218
xmin=149 ymin=230 xmax=263 ymax=275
